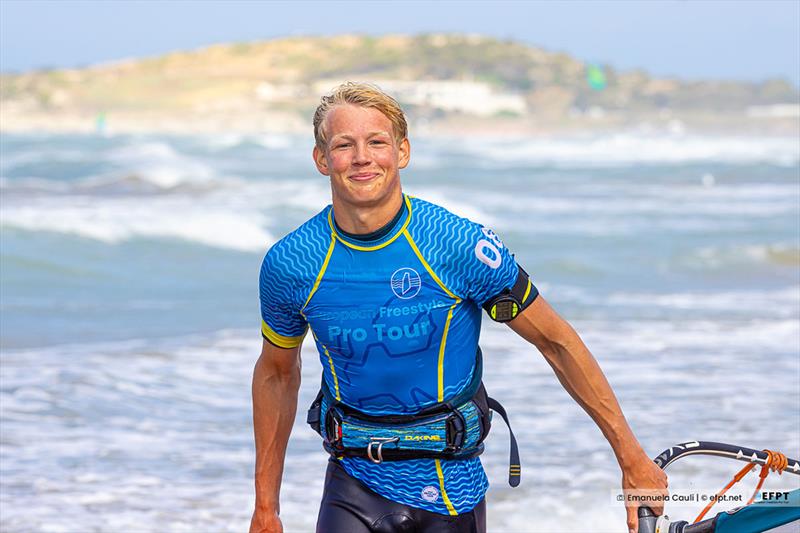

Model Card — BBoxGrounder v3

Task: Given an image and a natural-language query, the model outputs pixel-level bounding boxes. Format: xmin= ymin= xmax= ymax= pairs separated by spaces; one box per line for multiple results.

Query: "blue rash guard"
xmin=258 ymin=194 xmax=536 ymax=516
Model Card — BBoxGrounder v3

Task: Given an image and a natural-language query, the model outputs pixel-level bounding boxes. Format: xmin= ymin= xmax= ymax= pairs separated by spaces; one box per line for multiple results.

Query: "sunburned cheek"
xmin=329 ymin=158 xmax=350 ymax=174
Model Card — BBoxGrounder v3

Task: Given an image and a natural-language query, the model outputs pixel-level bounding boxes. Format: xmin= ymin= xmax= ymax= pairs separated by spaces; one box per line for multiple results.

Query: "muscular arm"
xmin=250 ymin=339 xmax=302 ymax=533
xmin=507 ymin=296 xmax=667 ymax=533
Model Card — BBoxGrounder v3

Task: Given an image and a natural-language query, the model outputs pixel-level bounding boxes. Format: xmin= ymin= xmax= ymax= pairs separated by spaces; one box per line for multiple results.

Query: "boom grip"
xmin=637 ymin=506 xmax=658 ymax=533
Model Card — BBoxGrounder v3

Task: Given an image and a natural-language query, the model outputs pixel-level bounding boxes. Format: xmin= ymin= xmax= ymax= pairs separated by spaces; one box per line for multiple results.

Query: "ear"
xmin=312 ymin=145 xmax=330 ymax=176
xmin=398 ymin=138 xmax=410 ymax=170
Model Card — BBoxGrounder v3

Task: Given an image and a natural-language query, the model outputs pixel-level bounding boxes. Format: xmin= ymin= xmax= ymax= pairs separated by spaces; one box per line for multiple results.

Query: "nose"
xmin=353 ymin=142 xmax=371 ymax=166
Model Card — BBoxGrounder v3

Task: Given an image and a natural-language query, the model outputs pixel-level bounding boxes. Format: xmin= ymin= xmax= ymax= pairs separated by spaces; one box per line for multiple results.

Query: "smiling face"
xmin=313 ymin=104 xmax=410 ymax=213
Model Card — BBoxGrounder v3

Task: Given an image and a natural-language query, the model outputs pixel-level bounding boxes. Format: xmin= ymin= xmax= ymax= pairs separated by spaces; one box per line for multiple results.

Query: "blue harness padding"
xmin=307 ymin=349 xmax=522 ymax=487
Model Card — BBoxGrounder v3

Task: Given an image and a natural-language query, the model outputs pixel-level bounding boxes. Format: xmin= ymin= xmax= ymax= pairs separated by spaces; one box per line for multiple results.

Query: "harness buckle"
xmin=324 ymin=406 xmax=345 ymax=449
xmin=445 ymin=410 xmax=466 ymax=452
xmin=367 ymin=437 xmax=399 ymax=464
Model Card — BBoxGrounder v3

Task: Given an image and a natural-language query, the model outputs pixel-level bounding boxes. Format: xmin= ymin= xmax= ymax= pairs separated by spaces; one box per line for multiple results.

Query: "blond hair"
xmin=313 ymin=82 xmax=408 ymax=149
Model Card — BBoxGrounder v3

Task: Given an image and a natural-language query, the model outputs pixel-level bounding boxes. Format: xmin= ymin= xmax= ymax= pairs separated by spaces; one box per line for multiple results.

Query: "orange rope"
xmin=746 ymin=450 xmax=788 ymax=505
xmin=694 ymin=449 xmax=789 ymax=523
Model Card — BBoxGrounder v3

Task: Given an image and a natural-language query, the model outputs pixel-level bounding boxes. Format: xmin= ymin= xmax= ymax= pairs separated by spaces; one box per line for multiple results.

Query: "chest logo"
xmin=390 ymin=267 xmax=422 ymax=299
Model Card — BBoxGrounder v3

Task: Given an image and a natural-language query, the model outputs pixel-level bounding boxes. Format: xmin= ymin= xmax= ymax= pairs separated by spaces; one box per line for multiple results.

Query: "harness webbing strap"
xmin=486 ymin=397 xmax=521 ymax=487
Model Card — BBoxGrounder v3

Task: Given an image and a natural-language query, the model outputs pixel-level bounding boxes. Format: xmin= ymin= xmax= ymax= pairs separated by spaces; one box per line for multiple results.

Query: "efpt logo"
xmin=390 ymin=267 xmax=422 ymax=299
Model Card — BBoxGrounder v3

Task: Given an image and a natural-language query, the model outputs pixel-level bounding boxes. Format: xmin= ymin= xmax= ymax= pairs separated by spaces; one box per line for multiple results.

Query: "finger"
xmin=626 ymin=504 xmax=638 ymax=533
xmin=651 ymin=501 xmax=664 ymax=516
xmin=655 ymin=485 xmax=669 ymax=516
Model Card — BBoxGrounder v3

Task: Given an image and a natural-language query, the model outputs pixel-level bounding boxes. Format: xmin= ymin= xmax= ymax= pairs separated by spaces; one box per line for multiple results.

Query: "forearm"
xmin=252 ymin=353 xmax=301 ymax=514
xmin=510 ymin=297 xmax=668 ymax=529
xmin=509 ymin=299 xmax=644 ymax=467
xmin=540 ymin=331 xmax=644 ymax=467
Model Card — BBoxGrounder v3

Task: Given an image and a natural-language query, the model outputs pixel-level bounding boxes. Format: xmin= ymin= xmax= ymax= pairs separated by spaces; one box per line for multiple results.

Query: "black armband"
xmin=482 ymin=265 xmax=539 ymax=322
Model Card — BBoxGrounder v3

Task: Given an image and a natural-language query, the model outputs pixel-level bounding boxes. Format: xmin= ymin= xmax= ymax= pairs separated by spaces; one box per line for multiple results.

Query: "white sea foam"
xmin=457 ymin=133 xmax=800 ymax=167
xmin=690 ymin=243 xmax=800 ymax=269
xmin=106 ymin=140 xmax=181 ymax=161
xmin=430 ymin=184 xmax=797 ymax=218
xmin=1 ymin=138 xmax=222 ymax=191
xmin=540 ymin=284 xmax=800 ymax=324
xmin=606 ymin=286 xmax=800 ymax=318
xmin=0 ymin=195 xmax=274 ymax=251
xmin=105 ymin=141 xmax=218 ymax=188
xmin=254 ymin=180 xmax=334 ymax=211
xmin=3 ymin=318 xmax=797 ymax=533
xmin=253 ymin=133 xmax=295 ymax=150
xmin=193 ymin=132 xmax=301 ymax=152
xmin=0 ymin=176 xmax=341 ymax=251
xmin=192 ymin=132 xmax=248 ymax=151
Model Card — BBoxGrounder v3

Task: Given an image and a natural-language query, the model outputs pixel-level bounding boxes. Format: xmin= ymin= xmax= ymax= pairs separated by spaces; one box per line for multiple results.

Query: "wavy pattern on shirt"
xmin=406 ymin=197 xmax=518 ymax=306
xmin=339 ymin=456 xmax=489 ymax=515
xmin=259 ymin=208 xmax=331 ymax=337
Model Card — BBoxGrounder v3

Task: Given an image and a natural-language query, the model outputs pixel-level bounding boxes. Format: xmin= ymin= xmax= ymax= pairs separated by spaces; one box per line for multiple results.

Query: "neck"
xmin=331 ymin=190 xmax=404 ymax=235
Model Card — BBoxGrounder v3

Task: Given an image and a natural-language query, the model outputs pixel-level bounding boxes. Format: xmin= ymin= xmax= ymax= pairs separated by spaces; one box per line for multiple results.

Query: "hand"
xmin=249 ymin=509 xmax=283 ymax=533
xmin=621 ymin=454 xmax=668 ymax=533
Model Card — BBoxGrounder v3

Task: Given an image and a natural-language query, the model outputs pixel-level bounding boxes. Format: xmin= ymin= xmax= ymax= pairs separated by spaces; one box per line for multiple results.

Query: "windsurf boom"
xmin=653 ymin=441 xmax=800 ymax=473
xmin=638 ymin=441 xmax=799 ymax=533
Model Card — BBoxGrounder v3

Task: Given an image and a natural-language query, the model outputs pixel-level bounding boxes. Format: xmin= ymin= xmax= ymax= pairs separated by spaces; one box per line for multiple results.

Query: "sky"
xmin=1 ymin=0 xmax=799 ymax=85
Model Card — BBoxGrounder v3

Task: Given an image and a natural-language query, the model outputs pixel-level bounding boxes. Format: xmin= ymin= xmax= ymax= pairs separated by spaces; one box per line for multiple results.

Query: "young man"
xmin=251 ymin=83 xmax=668 ymax=533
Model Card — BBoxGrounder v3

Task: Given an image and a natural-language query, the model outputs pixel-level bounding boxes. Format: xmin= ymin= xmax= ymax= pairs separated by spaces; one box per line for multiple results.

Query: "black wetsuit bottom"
xmin=316 ymin=460 xmax=486 ymax=533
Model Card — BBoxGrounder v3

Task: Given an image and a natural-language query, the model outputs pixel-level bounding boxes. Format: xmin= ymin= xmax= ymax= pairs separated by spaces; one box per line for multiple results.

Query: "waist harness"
xmin=306 ymin=349 xmax=522 ymax=487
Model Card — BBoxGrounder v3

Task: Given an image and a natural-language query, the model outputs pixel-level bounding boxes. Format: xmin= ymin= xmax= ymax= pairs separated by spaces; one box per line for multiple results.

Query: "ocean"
xmin=1 ymin=130 xmax=798 ymax=532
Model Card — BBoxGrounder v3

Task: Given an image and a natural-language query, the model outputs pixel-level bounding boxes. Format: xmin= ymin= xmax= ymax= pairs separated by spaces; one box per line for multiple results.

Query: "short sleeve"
xmin=463 ymin=225 xmax=520 ymax=306
xmin=259 ymin=247 xmax=308 ymax=348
